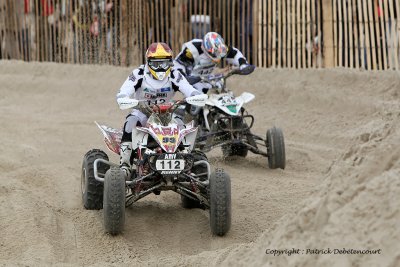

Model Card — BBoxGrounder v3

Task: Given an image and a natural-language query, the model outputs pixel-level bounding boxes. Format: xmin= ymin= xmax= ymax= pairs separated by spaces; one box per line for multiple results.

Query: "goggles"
xmin=148 ymin=59 xmax=173 ymax=70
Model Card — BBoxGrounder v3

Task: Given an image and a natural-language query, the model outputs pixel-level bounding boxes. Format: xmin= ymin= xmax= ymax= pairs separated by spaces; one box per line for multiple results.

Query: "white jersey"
xmin=117 ymin=65 xmax=198 ymax=106
xmin=174 ymin=39 xmax=247 ymax=78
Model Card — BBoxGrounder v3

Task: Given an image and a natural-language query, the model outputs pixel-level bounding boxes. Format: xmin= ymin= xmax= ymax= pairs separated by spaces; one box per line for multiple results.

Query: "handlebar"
xmin=187 ymin=65 xmax=255 ymax=86
xmin=139 ymin=93 xmax=207 ymax=114
xmin=140 ymin=100 xmax=184 ymax=115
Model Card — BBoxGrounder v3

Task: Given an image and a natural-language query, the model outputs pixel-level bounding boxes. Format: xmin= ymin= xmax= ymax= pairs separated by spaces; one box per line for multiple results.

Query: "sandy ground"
xmin=0 ymin=61 xmax=399 ymax=266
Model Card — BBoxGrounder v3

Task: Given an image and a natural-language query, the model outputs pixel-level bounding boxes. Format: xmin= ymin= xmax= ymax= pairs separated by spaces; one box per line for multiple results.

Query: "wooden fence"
xmin=0 ymin=0 xmax=399 ymax=70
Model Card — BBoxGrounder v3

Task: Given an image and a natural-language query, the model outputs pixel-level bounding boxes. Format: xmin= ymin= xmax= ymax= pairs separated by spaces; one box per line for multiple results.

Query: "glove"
xmin=240 ymin=64 xmax=249 ymax=70
xmin=239 ymin=64 xmax=255 ymax=75
xmin=190 ymin=90 xmax=202 ymax=96
xmin=215 ymin=80 xmax=223 ymax=91
xmin=117 ymin=97 xmax=139 ymax=110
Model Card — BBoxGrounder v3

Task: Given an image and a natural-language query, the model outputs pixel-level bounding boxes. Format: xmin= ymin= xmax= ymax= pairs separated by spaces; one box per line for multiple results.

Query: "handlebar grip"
xmin=186 ymin=76 xmax=202 ymax=85
xmin=239 ymin=65 xmax=256 ymax=75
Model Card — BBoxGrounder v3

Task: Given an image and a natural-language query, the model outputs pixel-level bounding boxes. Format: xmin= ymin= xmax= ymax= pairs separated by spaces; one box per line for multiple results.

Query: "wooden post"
xmin=296 ymin=0 xmax=300 ymax=68
xmin=384 ymin=0 xmax=392 ymax=69
xmin=291 ymin=0 xmax=295 ymax=67
xmin=387 ymin=0 xmax=397 ymax=70
xmin=271 ymin=0 xmax=275 ymax=67
xmin=362 ymin=0 xmax=371 ymax=70
xmin=120 ymin=0 xmax=127 ymax=66
xmin=263 ymin=0 xmax=267 ymax=67
xmin=256 ymin=0 xmax=261 ymax=67
xmin=343 ymin=0 xmax=348 ymax=67
xmin=357 ymin=0 xmax=364 ymax=69
xmin=0 ymin=0 xmax=4 ymax=59
xmin=367 ymin=0 xmax=377 ymax=69
xmin=318 ymin=0 xmax=335 ymax=68
xmin=307 ymin=0 xmax=311 ymax=67
xmin=374 ymin=0 xmax=382 ymax=69
xmin=394 ymin=0 xmax=400 ymax=70
xmin=332 ymin=0 xmax=337 ymax=67
xmin=351 ymin=0 xmax=360 ymax=69
xmin=283 ymin=0 xmax=287 ymax=67
xmin=287 ymin=0 xmax=292 ymax=67
xmin=316 ymin=0 xmax=321 ymax=67
xmin=301 ymin=0 xmax=306 ymax=68
xmin=277 ymin=0 xmax=282 ymax=67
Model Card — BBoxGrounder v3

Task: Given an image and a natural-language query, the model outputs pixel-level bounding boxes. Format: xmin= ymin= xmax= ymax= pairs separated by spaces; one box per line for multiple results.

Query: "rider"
xmin=116 ymin=42 xmax=202 ymax=178
xmin=174 ymin=32 xmax=253 ymax=94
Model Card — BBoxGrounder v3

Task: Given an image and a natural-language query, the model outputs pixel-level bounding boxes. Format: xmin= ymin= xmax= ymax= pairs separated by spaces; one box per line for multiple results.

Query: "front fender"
xmin=236 ymin=92 xmax=255 ymax=104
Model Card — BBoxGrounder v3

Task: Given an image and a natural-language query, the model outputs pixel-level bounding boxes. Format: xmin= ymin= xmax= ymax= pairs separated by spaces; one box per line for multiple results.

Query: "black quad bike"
xmin=187 ymin=65 xmax=285 ymax=169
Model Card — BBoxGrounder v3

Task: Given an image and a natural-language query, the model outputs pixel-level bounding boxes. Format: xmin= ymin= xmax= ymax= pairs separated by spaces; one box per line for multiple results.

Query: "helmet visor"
xmin=207 ymin=47 xmax=227 ymax=60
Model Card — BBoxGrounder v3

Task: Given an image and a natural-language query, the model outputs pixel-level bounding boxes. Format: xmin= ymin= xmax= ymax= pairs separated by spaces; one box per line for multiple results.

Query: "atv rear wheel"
xmin=103 ymin=167 xmax=126 ymax=235
xmin=209 ymin=168 xmax=231 ymax=236
xmin=266 ymin=127 xmax=286 ymax=169
xmin=181 ymin=151 xmax=207 ymax=209
xmin=81 ymin=149 xmax=109 ymax=210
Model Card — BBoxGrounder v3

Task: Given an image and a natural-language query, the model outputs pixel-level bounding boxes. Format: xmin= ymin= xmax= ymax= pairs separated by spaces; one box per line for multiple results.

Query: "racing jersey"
xmin=116 ymin=65 xmax=199 ymax=106
xmin=174 ymin=39 xmax=248 ymax=77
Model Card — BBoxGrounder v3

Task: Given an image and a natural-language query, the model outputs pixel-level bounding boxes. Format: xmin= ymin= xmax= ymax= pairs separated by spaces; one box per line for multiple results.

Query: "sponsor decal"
xmin=128 ymin=73 xmax=136 ymax=82
xmin=144 ymin=93 xmax=167 ymax=99
xmin=227 ymin=105 xmax=237 ymax=113
xmin=160 ymin=87 xmax=171 ymax=92
xmin=161 ymin=170 xmax=181 ymax=174
xmin=144 ymin=93 xmax=155 ymax=99
xmin=164 ymin=154 xmax=177 ymax=159
xmin=157 ymin=93 xmax=168 ymax=98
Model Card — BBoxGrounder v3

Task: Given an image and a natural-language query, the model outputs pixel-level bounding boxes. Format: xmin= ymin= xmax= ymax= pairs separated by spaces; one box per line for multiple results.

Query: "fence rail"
xmin=0 ymin=0 xmax=399 ymax=70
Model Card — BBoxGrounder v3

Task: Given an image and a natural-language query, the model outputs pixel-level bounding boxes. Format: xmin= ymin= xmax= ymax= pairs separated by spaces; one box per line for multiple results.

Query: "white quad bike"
xmin=187 ymin=65 xmax=285 ymax=169
xmin=81 ymin=95 xmax=231 ymax=236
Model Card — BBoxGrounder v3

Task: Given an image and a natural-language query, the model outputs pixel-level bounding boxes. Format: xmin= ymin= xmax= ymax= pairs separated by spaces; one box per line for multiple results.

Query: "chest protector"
xmin=135 ymin=74 xmax=175 ymax=105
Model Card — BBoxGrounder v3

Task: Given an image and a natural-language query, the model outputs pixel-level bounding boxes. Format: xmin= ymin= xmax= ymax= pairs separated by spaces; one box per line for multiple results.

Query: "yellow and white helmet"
xmin=146 ymin=42 xmax=173 ymax=80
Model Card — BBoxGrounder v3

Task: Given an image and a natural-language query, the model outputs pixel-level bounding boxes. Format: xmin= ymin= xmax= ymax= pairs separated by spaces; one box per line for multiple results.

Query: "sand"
xmin=0 ymin=60 xmax=399 ymax=266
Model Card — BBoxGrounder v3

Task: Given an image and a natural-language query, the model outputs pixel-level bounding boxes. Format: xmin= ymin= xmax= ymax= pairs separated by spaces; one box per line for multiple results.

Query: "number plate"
xmin=219 ymin=95 xmax=237 ymax=106
xmin=155 ymin=159 xmax=185 ymax=172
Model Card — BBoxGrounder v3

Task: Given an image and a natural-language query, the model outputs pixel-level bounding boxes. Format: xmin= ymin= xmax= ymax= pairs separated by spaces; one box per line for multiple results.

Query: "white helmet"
xmin=202 ymin=32 xmax=227 ymax=62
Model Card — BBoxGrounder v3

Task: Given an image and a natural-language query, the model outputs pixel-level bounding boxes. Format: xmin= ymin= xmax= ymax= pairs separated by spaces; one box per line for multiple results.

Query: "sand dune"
xmin=0 ymin=61 xmax=398 ymax=266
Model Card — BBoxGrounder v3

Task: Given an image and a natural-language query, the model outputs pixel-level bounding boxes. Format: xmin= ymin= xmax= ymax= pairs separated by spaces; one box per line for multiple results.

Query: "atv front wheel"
xmin=103 ymin=167 xmax=126 ymax=235
xmin=266 ymin=127 xmax=286 ymax=169
xmin=81 ymin=149 xmax=109 ymax=210
xmin=209 ymin=168 xmax=231 ymax=236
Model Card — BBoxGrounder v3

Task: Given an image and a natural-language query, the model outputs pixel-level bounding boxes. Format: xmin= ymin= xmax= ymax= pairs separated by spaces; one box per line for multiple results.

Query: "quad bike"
xmin=187 ymin=65 xmax=286 ymax=169
xmin=81 ymin=94 xmax=231 ymax=236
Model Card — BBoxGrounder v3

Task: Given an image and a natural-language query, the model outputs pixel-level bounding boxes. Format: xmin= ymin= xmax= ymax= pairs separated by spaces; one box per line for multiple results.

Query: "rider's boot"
xmin=119 ymin=142 xmax=132 ymax=179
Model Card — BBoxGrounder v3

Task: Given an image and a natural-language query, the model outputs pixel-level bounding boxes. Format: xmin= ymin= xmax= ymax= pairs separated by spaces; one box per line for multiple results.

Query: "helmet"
xmin=202 ymin=32 xmax=227 ymax=62
xmin=146 ymin=42 xmax=173 ymax=80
